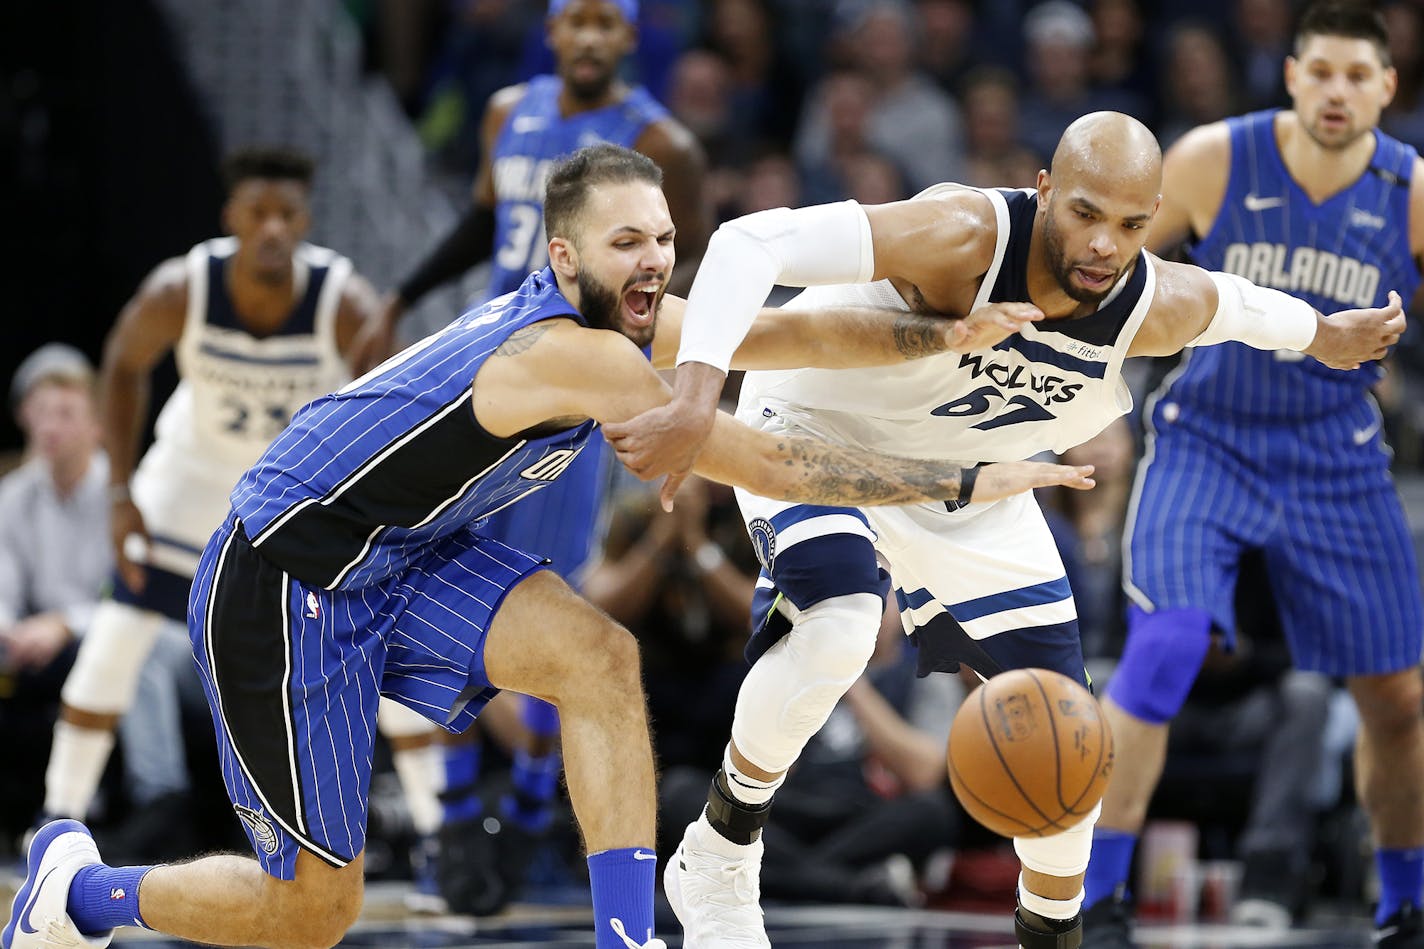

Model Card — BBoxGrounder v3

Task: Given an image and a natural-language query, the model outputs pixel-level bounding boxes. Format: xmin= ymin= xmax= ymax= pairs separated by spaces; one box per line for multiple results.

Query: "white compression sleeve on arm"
xmin=1187 ymin=271 xmax=1318 ymax=351
xmin=675 ymin=200 xmax=875 ymax=372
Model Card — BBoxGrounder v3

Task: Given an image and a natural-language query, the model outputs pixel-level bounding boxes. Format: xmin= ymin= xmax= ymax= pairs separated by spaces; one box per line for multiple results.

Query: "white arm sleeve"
xmin=675 ymin=200 xmax=875 ymax=372
xmin=1187 ymin=271 xmax=1318 ymax=351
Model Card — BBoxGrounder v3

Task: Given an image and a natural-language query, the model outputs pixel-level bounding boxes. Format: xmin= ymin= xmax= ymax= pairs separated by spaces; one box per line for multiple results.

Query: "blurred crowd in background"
xmin=3 ymin=0 xmax=1424 ymax=927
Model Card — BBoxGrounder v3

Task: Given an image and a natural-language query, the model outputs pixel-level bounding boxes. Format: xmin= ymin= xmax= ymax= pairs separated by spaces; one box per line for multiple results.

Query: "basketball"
xmin=948 ymin=667 xmax=1114 ymax=838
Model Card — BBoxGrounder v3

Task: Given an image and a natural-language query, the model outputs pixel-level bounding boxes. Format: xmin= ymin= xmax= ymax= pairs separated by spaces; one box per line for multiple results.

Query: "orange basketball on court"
xmin=948 ymin=667 xmax=1114 ymax=838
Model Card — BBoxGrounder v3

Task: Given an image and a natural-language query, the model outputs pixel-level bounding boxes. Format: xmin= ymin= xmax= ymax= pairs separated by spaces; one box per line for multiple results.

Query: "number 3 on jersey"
xmin=496 ymin=204 xmax=548 ymax=272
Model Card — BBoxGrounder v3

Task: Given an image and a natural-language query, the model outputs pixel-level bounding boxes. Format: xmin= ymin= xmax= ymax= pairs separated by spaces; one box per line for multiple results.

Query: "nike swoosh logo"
xmin=1374 ymin=925 xmax=1399 ymax=943
xmin=632 ymin=850 xmax=657 ymax=861
xmin=19 ymin=867 xmax=57 ymax=934
xmin=1244 ymin=194 xmax=1283 ymax=211
xmin=1353 ymin=421 xmax=1381 ymax=445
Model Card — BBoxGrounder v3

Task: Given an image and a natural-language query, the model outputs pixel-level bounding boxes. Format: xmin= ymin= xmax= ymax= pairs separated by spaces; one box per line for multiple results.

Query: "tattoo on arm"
xmin=891 ymin=312 xmax=951 ymax=359
xmin=493 ymin=322 xmax=554 ymax=357
xmin=773 ymin=436 xmax=965 ymax=504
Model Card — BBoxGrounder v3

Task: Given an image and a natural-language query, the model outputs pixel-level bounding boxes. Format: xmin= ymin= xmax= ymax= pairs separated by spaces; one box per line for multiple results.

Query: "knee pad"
xmin=1015 ymin=802 xmax=1100 ymax=878
xmin=1106 ymin=606 xmax=1213 ymax=725
xmin=60 ymin=601 xmax=165 ymax=713
xmin=520 ymin=696 xmax=560 ymax=738
xmin=732 ymin=591 xmax=884 ymax=773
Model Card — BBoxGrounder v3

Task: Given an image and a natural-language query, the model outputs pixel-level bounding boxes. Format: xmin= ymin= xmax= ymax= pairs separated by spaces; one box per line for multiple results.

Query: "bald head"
xmin=1051 ymin=112 xmax=1162 ymax=192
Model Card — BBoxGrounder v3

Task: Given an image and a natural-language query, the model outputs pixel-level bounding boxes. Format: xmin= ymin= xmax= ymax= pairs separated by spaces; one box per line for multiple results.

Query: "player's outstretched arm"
xmin=1131 ymin=260 xmax=1405 ymax=369
xmin=692 ymin=415 xmax=1095 ymax=506
xmin=650 ymin=296 xmax=1044 ymax=371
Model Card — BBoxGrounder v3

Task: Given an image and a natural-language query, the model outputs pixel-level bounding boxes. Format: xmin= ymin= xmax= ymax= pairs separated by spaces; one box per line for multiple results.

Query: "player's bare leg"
xmin=482 ymin=569 xmax=662 ymax=948
xmin=1348 ymin=668 xmax=1424 ymax=944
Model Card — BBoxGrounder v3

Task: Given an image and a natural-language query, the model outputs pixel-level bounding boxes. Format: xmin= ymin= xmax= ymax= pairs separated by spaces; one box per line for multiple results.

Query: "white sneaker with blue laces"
xmin=3 ymin=820 xmax=111 ymax=949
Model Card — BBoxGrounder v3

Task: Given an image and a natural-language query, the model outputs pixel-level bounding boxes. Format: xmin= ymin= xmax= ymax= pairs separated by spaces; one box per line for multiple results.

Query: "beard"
xmin=1043 ymin=204 xmax=1118 ymax=306
xmin=578 ymin=268 xmax=657 ymax=350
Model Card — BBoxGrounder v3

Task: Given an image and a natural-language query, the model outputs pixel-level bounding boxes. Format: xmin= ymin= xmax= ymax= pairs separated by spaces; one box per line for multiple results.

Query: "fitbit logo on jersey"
xmin=520 ymin=448 xmax=582 ymax=481
xmin=1222 ymin=243 xmax=1380 ymax=307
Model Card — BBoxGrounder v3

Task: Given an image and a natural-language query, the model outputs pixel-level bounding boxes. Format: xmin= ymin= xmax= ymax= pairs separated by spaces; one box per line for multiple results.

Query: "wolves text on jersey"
xmin=1222 ymin=242 xmax=1380 ymax=308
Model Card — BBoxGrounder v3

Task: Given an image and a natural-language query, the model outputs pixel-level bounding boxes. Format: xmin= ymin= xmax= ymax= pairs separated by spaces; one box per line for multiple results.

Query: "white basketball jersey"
xmin=131 ymin=237 xmax=352 ymax=575
xmin=738 ymin=187 xmax=1154 ymax=464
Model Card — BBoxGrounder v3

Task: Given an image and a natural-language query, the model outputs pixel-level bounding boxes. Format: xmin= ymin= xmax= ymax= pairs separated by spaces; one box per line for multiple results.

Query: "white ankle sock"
xmin=391 ymin=744 xmax=444 ymax=836
xmin=722 ymin=744 xmax=783 ymax=807
xmin=44 ymin=721 xmax=115 ymax=818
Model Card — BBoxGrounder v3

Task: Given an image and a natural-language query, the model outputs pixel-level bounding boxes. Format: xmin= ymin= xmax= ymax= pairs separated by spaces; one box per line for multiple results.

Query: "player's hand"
xmin=110 ymin=497 xmax=150 ymax=594
xmin=2 ymin=612 xmax=72 ymax=671
xmin=944 ymin=302 xmax=1045 ymax=353
xmin=351 ymin=293 xmax=406 ymax=375
xmin=1307 ymin=290 xmax=1405 ymax=370
xmin=603 ymin=363 xmax=724 ymax=511
xmin=968 ymin=462 xmax=1096 ymax=502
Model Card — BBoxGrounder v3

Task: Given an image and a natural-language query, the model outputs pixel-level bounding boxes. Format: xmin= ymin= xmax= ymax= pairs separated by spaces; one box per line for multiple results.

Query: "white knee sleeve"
xmin=731 ymin=592 xmax=884 ymax=773
xmin=60 ymin=601 xmax=165 ymax=713
xmin=1014 ymin=802 xmax=1101 ymax=878
xmin=377 ymin=696 xmax=438 ymax=738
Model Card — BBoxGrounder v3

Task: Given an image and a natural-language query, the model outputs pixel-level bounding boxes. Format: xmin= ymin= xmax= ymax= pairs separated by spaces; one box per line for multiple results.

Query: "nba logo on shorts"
xmin=234 ymin=803 xmax=280 ymax=854
xmin=748 ymin=518 xmax=776 ymax=572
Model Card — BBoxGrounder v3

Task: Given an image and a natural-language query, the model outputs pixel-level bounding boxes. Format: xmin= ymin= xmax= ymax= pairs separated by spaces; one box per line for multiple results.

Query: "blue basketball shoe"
xmin=3 ymin=820 xmax=110 ymax=949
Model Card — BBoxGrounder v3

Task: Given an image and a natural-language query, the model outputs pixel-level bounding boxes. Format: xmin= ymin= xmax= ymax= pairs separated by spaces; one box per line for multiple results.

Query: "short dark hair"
xmin=221 ymin=146 xmax=316 ymax=195
xmin=1295 ymin=1 xmax=1391 ymax=68
xmin=544 ymin=144 xmax=663 ymax=243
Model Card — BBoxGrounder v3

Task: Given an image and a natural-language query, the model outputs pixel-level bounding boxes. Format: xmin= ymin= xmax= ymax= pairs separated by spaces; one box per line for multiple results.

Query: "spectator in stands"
xmin=1156 ymin=22 xmax=1240 ymax=148
xmin=1016 ymin=0 xmax=1141 ymax=161
xmin=959 ymin=66 xmax=1042 ymax=189
xmin=1231 ymin=0 xmax=1294 ymax=110
xmin=0 ymin=345 xmax=109 ymax=847
xmin=809 ymin=0 xmax=966 ymax=193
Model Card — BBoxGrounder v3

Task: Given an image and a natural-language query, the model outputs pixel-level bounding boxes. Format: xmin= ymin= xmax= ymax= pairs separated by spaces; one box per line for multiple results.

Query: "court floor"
xmin=29 ymin=879 xmax=1378 ymax=949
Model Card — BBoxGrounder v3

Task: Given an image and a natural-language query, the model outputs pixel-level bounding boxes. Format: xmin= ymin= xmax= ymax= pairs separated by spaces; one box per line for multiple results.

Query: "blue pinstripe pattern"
xmin=232 ymin=269 xmax=595 ymax=591
xmin=189 ymin=516 xmax=547 ymax=879
xmin=1129 ymin=111 xmax=1424 ymax=676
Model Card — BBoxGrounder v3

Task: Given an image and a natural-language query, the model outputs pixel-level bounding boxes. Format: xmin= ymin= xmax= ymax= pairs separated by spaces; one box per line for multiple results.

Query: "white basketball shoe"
xmin=3 ymin=819 xmax=112 ymax=949
xmin=663 ymin=821 xmax=771 ymax=948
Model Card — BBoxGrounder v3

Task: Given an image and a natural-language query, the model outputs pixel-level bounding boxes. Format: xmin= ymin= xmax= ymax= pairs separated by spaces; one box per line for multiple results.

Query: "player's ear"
xmin=548 ymin=237 xmax=579 ymax=279
xmin=1283 ymin=55 xmax=1299 ymax=98
xmin=1036 ymin=169 xmax=1052 ymax=209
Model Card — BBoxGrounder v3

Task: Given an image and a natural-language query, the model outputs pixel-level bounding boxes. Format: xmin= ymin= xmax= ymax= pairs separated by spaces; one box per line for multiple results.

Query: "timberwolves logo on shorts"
xmin=234 ymin=803 xmax=280 ymax=854
xmin=747 ymin=518 xmax=776 ymax=572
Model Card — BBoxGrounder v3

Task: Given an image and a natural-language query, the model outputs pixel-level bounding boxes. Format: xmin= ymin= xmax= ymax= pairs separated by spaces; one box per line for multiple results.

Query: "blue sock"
xmin=442 ymin=743 xmax=483 ymax=824
xmin=501 ymin=750 xmax=561 ymax=832
xmin=1083 ymin=829 xmax=1137 ymax=909
xmin=68 ymin=865 xmax=154 ymax=934
xmin=1375 ymin=847 xmax=1424 ymax=925
xmin=588 ymin=847 xmax=656 ymax=949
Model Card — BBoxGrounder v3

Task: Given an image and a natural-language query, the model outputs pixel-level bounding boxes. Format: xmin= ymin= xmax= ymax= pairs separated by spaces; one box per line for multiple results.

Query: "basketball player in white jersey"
xmin=38 ymin=148 xmax=446 ymax=872
xmin=605 ymin=112 xmax=1405 ymax=949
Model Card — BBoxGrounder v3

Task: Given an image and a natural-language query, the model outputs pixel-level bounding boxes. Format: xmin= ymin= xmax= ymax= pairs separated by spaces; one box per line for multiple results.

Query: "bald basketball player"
xmin=602 ymin=112 xmax=1405 ymax=949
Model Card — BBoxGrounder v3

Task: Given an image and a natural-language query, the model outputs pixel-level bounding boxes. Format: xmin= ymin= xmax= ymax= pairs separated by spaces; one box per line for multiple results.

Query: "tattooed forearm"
xmin=494 ymin=322 xmax=554 ymax=357
xmin=891 ymin=312 xmax=953 ymax=360
xmin=772 ymin=436 xmax=965 ymax=504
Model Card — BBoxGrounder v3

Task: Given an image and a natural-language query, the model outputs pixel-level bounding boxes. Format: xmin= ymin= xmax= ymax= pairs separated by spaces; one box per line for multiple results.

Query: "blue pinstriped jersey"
xmin=1168 ymin=109 xmax=1419 ymax=422
xmin=230 ymin=268 xmax=596 ymax=591
xmin=485 ymin=75 xmax=668 ymax=300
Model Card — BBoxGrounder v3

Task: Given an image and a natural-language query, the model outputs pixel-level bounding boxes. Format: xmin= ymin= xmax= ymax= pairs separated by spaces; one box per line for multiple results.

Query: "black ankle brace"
xmin=705 ymin=769 xmax=773 ymax=845
xmin=1014 ymin=908 xmax=1083 ymax=949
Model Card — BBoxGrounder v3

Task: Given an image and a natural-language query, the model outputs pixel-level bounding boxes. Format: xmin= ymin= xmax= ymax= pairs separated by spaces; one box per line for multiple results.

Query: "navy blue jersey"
xmin=230 ymin=268 xmax=596 ymax=591
xmin=485 ymin=75 xmax=669 ymax=300
xmin=1167 ymin=109 xmax=1419 ymax=422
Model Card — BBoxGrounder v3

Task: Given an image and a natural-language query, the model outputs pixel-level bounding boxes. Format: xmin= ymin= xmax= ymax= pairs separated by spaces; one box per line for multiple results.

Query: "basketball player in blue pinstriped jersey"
xmin=606 ymin=111 xmax=1404 ymax=949
xmin=375 ymin=2 xmax=711 ymax=909
xmin=6 ymin=145 xmax=1095 ymax=949
xmin=1086 ymin=6 xmax=1424 ymax=947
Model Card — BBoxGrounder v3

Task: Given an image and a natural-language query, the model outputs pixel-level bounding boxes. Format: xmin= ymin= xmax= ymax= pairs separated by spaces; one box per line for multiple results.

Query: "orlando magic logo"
xmin=234 ymin=803 xmax=280 ymax=855
xmin=747 ymin=518 xmax=776 ymax=572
